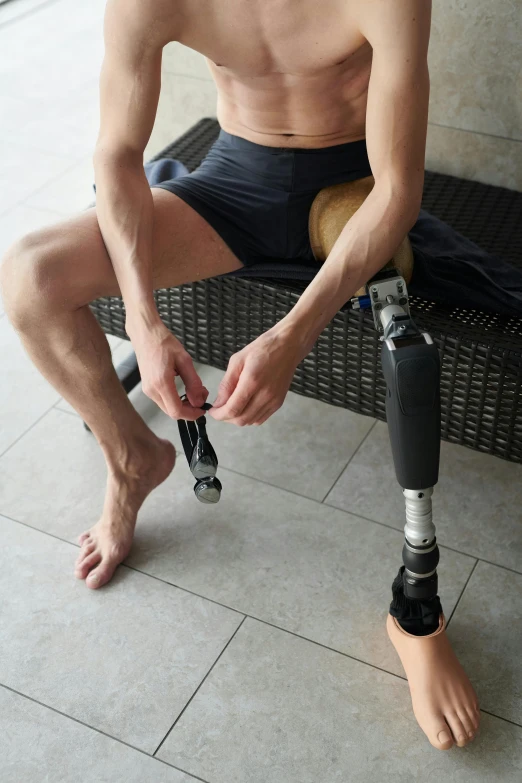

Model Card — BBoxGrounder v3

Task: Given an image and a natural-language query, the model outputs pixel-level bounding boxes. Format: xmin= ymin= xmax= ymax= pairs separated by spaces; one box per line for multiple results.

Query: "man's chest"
xmin=178 ymin=0 xmax=370 ymax=78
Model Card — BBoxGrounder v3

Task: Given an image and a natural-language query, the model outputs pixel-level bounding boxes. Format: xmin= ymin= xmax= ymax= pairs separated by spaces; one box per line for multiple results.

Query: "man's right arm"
xmin=94 ymin=0 xmax=207 ymax=419
xmin=94 ymin=0 xmax=168 ymax=331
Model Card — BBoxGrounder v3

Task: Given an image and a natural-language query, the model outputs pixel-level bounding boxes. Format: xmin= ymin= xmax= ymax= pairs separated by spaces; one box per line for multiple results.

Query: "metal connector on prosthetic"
xmin=402 ymin=487 xmax=439 ymax=602
xmin=350 ymin=269 xmax=410 ymax=333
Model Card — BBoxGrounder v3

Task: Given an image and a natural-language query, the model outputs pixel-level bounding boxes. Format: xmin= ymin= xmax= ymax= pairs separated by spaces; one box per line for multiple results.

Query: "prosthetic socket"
xmin=352 ymin=273 xmax=443 ymax=635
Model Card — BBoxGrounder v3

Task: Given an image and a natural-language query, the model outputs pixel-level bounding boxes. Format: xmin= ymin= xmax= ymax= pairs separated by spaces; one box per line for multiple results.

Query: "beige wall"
xmin=427 ymin=0 xmax=521 ymax=189
xmin=147 ymin=1 xmax=522 ymax=190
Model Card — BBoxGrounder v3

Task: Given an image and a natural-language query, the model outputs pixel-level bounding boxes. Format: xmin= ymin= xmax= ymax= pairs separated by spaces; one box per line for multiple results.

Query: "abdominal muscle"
xmin=211 ymin=58 xmax=371 ymax=149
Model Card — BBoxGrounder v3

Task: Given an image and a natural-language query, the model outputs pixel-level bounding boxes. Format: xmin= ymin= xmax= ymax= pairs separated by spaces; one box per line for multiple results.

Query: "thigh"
xmin=21 ymin=187 xmax=243 ymax=308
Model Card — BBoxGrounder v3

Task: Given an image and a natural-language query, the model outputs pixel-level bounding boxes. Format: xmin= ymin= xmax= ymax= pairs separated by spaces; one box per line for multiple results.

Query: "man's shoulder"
xmin=354 ymin=0 xmax=431 ymax=53
xmin=105 ymin=0 xmax=184 ymax=46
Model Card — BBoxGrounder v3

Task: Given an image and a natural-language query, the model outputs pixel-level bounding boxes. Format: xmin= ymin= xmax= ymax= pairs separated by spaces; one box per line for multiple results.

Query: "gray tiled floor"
xmin=0 ymin=2 xmax=521 ymax=781
xmin=0 ymin=687 xmax=198 ymax=783
xmin=158 ymin=619 xmax=522 ymax=783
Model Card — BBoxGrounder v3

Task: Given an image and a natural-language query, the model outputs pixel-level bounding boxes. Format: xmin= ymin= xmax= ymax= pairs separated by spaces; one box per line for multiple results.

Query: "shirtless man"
xmin=0 ymin=0 xmax=480 ymax=751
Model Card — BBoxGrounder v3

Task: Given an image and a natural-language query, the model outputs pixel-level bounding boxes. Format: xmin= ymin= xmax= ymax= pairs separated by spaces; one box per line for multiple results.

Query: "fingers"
xmin=176 ymin=352 xmax=208 ymax=408
xmin=141 ymin=351 xmax=207 ymax=421
xmin=211 ymin=383 xmax=280 ymax=426
xmin=142 ymin=372 xmax=183 ymax=419
xmin=212 ymin=356 xmax=243 ymax=409
xmin=209 ymin=370 xmax=255 ymax=423
xmin=209 ymin=352 xmax=284 ymax=425
xmin=161 ymin=375 xmax=208 ymax=421
xmin=142 ymin=378 xmax=204 ymax=421
xmin=252 ymin=403 xmax=275 ymax=426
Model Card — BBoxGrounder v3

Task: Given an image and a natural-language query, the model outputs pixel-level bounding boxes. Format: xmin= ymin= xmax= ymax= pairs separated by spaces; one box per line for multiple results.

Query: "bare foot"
xmin=387 ymin=613 xmax=480 ymax=750
xmin=75 ymin=437 xmax=176 ymax=589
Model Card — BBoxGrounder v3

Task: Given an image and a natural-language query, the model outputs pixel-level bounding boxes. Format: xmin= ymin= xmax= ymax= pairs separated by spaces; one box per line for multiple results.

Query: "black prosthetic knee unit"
xmin=352 ymin=271 xmax=443 ymax=636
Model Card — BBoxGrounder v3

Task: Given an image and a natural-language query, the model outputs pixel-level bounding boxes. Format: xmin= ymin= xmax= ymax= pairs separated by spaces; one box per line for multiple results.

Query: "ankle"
xmin=104 ymin=434 xmax=165 ymax=481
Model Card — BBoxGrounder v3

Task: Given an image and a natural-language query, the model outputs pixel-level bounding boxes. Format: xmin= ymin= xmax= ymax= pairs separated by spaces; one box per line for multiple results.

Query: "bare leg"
xmin=0 ymin=188 xmax=242 ymax=588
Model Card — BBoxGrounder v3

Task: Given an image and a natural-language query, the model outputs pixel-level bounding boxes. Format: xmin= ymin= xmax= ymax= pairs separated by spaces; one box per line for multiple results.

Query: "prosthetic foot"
xmin=386 ymin=612 xmax=480 ymax=749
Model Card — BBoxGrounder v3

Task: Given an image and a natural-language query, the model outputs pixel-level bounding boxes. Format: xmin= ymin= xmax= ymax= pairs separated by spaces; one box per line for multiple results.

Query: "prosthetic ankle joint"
xmin=352 ymin=271 xmax=443 ymax=634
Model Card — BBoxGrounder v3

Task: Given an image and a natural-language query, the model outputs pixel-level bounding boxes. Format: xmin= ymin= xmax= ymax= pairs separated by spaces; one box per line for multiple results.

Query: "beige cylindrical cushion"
xmin=309 ymin=176 xmax=414 ymax=297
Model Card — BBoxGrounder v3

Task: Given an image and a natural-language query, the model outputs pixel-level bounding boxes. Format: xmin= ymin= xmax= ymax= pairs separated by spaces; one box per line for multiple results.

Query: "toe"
xmin=431 ymin=725 xmax=454 ymax=751
xmin=457 ymin=708 xmax=476 ymax=740
xmin=76 ymin=541 xmax=95 ymax=563
xmin=75 ymin=551 xmax=101 ymax=580
xmin=78 ymin=532 xmax=91 ymax=546
xmin=466 ymin=706 xmax=481 ymax=732
xmin=86 ymin=558 xmax=119 ymax=590
xmin=446 ymin=712 xmax=469 ymax=747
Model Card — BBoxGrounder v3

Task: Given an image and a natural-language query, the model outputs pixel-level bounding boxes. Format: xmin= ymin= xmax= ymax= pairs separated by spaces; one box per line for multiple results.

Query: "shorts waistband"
xmin=217 ymin=128 xmax=368 ymax=156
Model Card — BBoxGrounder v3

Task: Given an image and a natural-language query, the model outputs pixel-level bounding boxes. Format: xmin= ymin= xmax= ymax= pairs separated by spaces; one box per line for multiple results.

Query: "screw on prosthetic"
xmin=353 ymin=271 xmax=443 ymax=636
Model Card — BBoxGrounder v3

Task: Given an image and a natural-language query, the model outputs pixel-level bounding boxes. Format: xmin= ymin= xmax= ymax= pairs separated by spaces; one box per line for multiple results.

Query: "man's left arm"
xmin=210 ymin=0 xmax=431 ymax=426
xmin=280 ymin=0 xmax=432 ymax=353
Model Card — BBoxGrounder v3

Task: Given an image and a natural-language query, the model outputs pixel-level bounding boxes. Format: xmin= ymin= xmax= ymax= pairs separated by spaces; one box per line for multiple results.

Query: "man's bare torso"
xmin=172 ymin=0 xmax=372 ymax=148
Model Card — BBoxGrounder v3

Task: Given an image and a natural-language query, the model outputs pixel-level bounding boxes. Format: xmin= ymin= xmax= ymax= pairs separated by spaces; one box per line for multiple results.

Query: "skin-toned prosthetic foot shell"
xmin=386 ymin=612 xmax=481 ymax=751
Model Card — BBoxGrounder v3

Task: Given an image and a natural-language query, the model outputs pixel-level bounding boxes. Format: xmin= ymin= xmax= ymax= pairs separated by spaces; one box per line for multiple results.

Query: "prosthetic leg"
xmin=351 ymin=267 xmax=443 ymax=635
xmin=310 ymin=177 xmax=443 ymax=633
xmin=310 ymin=179 xmax=480 ymax=749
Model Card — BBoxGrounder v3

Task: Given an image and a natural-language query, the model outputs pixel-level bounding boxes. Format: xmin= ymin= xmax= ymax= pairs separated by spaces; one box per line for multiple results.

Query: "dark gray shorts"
xmin=152 ymin=127 xmax=522 ymax=316
xmin=152 ymin=128 xmax=372 ymax=267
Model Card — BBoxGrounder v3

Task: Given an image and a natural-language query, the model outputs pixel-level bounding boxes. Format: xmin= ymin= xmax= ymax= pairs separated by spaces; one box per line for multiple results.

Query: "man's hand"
xmin=129 ymin=321 xmax=208 ymax=421
xmin=208 ymin=327 xmax=304 ymax=426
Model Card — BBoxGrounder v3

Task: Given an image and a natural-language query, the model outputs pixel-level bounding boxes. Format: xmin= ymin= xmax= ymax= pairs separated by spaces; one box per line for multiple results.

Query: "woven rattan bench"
xmin=90 ymin=118 xmax=522 ymax=464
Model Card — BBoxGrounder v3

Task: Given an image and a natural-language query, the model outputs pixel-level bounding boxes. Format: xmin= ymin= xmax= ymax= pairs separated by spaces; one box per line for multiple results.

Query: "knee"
xmin=0 ymin=229 xmax=69 ymax=329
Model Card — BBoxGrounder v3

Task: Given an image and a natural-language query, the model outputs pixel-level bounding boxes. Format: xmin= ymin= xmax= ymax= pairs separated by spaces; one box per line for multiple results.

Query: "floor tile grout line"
xmin=322 ymin=502 xmax=522 ymax=575
xmin=0 ymin=399 xmax=60 ymax=461
xmin=479 ymin=709 xmax=522 ymax=730
xmin=1 ymin=598 xmax=521 ymax=740
xmin=1 ymin=517 xmax=405 ymax=680
xmin=2 ymin=506 xmax=522 ymax=614
xmin=48 ymin=404 xmax=380 ymax=507
xmin=5 ymin=512 xmax=400 ymax=683
xmin=0 ymin=515 xmax=520 ymax=732
xmin=153 ymin=615 xmax=248 ymax=758
xmin=0 ymin=0 xmax=62 ymax=30
xmin=428 ymin=120 xmax=522 ymax=146
xmin=0 ymin=515 xmax=491 ymax=698
xmin=46 ymin=400 xmax=522 ymax=571
xmin=51 ymin=402 xmax=84 ymax=418
xmin=320 ymin=420 xmax=378 ymax=504
xmin=122 ymin=560 xmax=519 ymax=701
xmin=445 ymin=559 xmax=479 ymax=628
xmin=6 ymin=499 xmax=522 ymax=588
xmin=0 ymin=682 xmax=211 ymax=783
